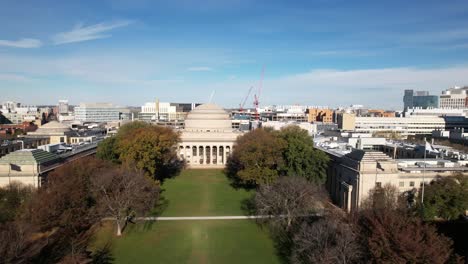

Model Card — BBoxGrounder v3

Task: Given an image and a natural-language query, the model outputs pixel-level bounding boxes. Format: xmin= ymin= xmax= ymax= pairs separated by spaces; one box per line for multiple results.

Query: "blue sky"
xmin=1 ymin=0 xmax=468 ymax=109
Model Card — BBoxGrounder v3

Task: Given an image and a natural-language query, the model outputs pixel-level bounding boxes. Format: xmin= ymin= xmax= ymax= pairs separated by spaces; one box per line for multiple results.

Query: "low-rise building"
xmin=0 ymin=149 xmax=60 ymax=187
xmin=317 ymin=143 xmax=468 ymax=212
xmin=26 ymin=121 xmax=74 ymax=144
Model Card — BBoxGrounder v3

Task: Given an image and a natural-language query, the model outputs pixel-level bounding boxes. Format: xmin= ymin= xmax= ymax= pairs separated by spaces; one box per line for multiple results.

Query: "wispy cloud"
xmin=0 ymin=73 xmax=31 ymax=82
xmin=52 ymin=20 xmax=133 ymax=45
xmin=0 ymin=38 xmax=42 ymax=48
xmin=187 ymin=66 xmax=214 ymax=72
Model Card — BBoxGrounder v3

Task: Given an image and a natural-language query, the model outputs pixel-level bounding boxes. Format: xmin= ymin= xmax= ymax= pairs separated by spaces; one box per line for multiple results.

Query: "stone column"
xmin=223 ymin=145 xmax=227 ymax=165
xmin=210 ymin=145 xmax=214 ymax=165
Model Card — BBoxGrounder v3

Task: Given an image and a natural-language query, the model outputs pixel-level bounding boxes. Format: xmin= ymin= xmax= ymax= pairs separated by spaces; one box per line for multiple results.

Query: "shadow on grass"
xmin=154 ymin=160 xmax=185 ymax=184
xmin=240 ymin=195 xmax=256 ymax=216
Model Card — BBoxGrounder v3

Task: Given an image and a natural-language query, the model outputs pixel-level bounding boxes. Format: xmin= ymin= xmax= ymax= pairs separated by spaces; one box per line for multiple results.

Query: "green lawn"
xmin=93 ymin=169 xmax=281 ymax=264
xmin=157 ymin=169 xmax=253 ymax=216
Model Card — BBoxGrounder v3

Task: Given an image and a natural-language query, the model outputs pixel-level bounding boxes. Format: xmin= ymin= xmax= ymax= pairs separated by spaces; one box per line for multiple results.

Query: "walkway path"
xmin=102 ymin=214 xmax=323 ymax=221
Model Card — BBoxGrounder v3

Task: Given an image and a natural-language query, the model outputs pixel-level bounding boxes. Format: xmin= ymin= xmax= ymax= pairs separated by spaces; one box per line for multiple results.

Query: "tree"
xmin=22 ymin=157 xmax=112 ymax=262
xmin=96 ymin=121 xmax=151 ymax=163
xmin=92 ymin=166 xmax=159 ymax=236
xmin=116 ymin=126 xmax=181 ymax=181
xmin=278 ymin=126 xmax=330 ymax=184
xmin=357 ymin=185 xmax=458 ymax=263
xmin=421 ymin=174 xmax=468 ymax=221
xmin=116 ymin=121 xmax=151 ymax=139
xmin=254 ymin=176 xmax=326 ymax=229
xmin=226 ymin=128 xmax=287 ymax=186
xmin=96 ymin=136 xmax=119 ymax=163
xmin=0 ymin=183 xmax=34 ymax=224
xmin=291 ymin=216 xmax=363 ymax=264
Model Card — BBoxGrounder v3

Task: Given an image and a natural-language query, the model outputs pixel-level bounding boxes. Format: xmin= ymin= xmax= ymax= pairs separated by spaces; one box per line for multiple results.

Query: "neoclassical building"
xmin=178 ymin=104 xmax=242 ymax=168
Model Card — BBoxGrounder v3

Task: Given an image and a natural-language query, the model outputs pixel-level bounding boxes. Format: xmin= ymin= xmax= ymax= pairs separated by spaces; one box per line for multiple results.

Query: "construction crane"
xmin=253 ymin=66 xmax=265 ymax=120
xmin=239 ymin=86 xmax=253 ymax=112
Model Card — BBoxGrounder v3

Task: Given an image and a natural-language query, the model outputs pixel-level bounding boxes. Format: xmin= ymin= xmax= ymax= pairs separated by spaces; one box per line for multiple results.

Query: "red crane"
xmin=253 ymin=66 xmax=265 ymax=120
xmin=239 ymin=86 xmax=253 ymax=112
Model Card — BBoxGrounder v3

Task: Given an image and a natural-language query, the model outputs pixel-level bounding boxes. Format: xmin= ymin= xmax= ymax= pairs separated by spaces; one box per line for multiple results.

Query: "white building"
xmin=74 ymin=103 xmax=121 ymax=123
xmin=262 ymin=121 xmax=317 ymax=136
xmin=58 ymin=100 xmax=69 ymax=115
xmin=405 ymin=107 xmax=468 ymax=117
xmin=439 ymin=86 xmax=468 ymax=109
xmin=1 ymin=101 xmax=19 ymax=112
xmin=352 ymin=116 xmax=446 ymax=136
xmin=178 ymin=104 xmax=242 ymax=168
xmin=139 ymin=101 xmax=195 ymax=122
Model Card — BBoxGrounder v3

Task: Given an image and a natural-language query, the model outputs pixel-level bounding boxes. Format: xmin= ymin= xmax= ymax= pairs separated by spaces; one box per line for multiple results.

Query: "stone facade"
xmin=178 ymin=104 xmax=242 ymax=168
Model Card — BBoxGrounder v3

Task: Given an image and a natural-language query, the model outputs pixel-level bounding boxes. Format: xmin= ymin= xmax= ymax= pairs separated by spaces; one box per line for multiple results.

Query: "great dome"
xmin=184 ymin=103 xmax=232 ymax=132
xmin=36 ymin=121 xmax=71 ymax=133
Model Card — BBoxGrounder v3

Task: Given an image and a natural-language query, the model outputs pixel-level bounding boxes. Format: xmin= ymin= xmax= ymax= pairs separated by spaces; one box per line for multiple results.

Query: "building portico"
xmin=178 ymin=104 xmax=240 ymax=168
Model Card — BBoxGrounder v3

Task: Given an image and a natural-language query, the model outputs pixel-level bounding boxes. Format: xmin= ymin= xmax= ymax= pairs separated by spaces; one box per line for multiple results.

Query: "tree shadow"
xmin=240 ymin=196 xmax=256 ymax=216
xmin=150 ymin=190 xmax=170 ymax=217
xmin=91 ymin=243 xmax=114 ymax=264
xmin=156 ymin=159 xmax=185 ymax=184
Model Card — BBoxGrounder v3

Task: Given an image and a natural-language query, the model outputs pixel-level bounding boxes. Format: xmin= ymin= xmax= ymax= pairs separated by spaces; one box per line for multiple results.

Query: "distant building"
xmin=307 ymin=108 xmax=334 ymax=123
xmin=262 ymin=121 xmax=317 ymax=136
xmin=1 ymin=101 xmax=19 ymax=112
xmin=26 ymin=121 xmax=74 ymax=144
xmin=58 ymin=100 xmax=69 ymax=115
xmin=139 ymin=100 xmax=198 ymax=122
xmin=74 ymin=103 xmax=121 ymax=123
xmin=403 ymin=89 xmax=439 ymax=111
xmin=337 ymin=113 xmax=356 ymax=130
xmin=366 ymin=109 xmax=396 ymax=117
xmin=404 ymin=107 xmax=468 ymax=117
xmin=439 ymin=86 xmax=468 ymax=109
xmin=337 ymin=113 xmax=445 ymax=136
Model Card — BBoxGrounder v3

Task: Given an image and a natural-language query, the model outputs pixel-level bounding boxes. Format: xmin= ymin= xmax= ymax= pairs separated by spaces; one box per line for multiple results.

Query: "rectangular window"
xmin=376 ymin=182 xmax=382 ymax=188
xmin=410 ymin=181 xmax=415 ymax=187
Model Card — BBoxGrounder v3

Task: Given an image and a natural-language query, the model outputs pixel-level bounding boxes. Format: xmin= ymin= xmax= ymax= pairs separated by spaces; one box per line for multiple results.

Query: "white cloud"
xmin=187 ymin=66 xmax=214 ymax=72
xmin=0 ymin=38 xmax=42 ymax=48
xmin=0 ymin=73 xmax=30 ymax=82
xmin=52 ymin=20 xmax=133 ymax=45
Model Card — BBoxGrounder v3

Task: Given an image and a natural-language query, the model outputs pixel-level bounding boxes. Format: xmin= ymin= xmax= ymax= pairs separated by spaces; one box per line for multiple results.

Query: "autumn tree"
xmin=115 ymin=121 xmax=151 ymax=139
xmin=226 ymin=128 xmax=287 ymax=186
xmin=116 ymin=126 xmax=181 ymax=181
xmin=420 ymin=174 xmax=468 ymax=221
xmin=278 ymin=126 xmax=330 ymax=184
xmin=96 ymin=121 xmax=151 ymax=163
xmin=254 ymin=176 xmax=326 ymax=229
xmin=291 ymin=216 xmax=363 ymax=264
xmin=22 ymin=157 xmax=113 ymax=262
xmin=357 ymin=185 xmax=458 ymax=263
xmin=96 ymin=136 xmax=119 ymax=163
xmin=0 ymin=183 xmax=34 ymax=224
xmin=92 ymin=166 xmax=159 ymax=236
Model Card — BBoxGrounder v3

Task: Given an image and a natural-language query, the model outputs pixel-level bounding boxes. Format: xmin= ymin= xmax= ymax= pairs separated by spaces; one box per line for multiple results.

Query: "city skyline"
xmin=1 ymin=0 xmax=468 ymax=108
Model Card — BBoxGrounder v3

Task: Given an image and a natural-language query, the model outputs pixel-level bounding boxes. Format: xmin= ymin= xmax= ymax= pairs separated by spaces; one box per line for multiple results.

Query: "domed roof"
xmin=36 ymin=121 xmax=71 ymax=133
xmin=184 ymin=103 xmax=232 ymax=132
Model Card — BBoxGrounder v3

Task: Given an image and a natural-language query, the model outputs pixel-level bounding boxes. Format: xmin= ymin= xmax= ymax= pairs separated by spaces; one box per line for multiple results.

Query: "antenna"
xmin=209 ymin=90 xmax=216 ymax=103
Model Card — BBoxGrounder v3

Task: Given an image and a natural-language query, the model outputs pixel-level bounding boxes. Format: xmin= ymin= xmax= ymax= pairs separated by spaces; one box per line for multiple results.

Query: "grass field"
xmin=156 ymin=169 xmax=253 ymax=216
xmin=93 ymin=169 xmax=281 ymax=264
